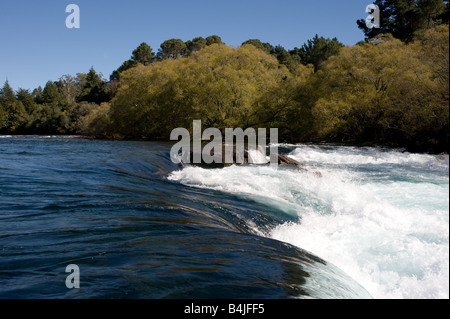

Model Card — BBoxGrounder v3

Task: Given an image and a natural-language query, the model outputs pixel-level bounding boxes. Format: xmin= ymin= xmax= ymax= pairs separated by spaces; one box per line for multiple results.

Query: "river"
xmin=0 ymin=136 xmax=448 ymax=299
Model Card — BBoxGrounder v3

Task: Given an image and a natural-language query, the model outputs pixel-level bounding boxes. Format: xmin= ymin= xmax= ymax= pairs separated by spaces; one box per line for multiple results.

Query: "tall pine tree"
xmin=131 ymin=42 xmax=154 ymax=66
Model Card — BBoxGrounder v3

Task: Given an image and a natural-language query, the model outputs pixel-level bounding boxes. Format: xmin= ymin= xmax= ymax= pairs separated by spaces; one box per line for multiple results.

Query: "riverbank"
xmin=2 ymin=133 xmax=448 ymax=156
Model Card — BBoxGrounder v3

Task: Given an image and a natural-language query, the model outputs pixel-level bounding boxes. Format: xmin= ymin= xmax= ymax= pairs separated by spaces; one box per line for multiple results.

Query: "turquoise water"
xmin=170 ymin=144 xmax=449 ymax=299
xmin=1 ymin=136 xmax=448 ymax=299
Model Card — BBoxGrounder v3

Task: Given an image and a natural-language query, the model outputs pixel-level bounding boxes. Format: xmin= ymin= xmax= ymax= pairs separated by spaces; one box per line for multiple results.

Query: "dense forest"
xmin=1 ymin=0 xmax=448 ymax=153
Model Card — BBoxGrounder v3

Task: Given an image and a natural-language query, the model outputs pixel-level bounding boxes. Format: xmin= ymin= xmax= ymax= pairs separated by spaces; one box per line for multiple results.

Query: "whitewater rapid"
xmin=168 ymin=145 xmax=449 ymax=299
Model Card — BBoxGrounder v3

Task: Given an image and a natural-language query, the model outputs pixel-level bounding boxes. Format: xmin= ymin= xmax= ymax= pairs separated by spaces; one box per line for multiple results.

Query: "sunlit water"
xmin=1 ymin=137 xmax=447 ymax=299
xmin=169 ymin=144 xmax=449 ymax=299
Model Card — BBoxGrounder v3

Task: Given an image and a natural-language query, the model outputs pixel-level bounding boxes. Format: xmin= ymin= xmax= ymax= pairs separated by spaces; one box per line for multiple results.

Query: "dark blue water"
xmin=0 ymin=136 xmax=371 ymax=299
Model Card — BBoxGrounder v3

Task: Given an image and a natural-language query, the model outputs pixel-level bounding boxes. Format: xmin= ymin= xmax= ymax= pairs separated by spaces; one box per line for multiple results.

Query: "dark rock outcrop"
xmin=276 ymin=153 xmax=304 ymax=166
xmin=179 ymin=145 xmax=303 ymax=168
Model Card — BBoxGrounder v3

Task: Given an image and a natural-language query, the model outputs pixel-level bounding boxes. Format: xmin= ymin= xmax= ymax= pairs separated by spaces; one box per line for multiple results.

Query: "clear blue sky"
xmin=0 ymin=0 xmax=368 ymax=91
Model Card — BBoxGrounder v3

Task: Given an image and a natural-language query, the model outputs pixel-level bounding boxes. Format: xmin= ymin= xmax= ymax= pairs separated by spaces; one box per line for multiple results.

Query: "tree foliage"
xmin=186 ymin=37 xmax=207 ymax=55
xmin=0 ymin=81 xmax=28 ymax=132
xmin=242 ymin=39 xmax=273 ymax=54
xmin=311 ymin=26 xmax=449 ymax=152
xmin=0 ymin=103 xmax=6 ymax=130
xmin=132 ymin=42 xmax=154 ymax=66
xmin=110 ymin=42 xmax=154 ymax=81
xmin=2 ymin=26 xmax=448 ymax=153
xmin=357 ymin=0 xmax=448 ymax=42
xmin=157 ymin=39 xmax=188 ymax=60
xmin=242 ymin=36 xmax=340 ymax=73
xmin=108 ymin=44 xmax=291 ymax=139
xmin=206 ymin=35 xmax=223 ymax=46
xmin=78 ymin=67 xmax=111 ymax=104
xmin=295 ymin=35 xmax=344 ymax=71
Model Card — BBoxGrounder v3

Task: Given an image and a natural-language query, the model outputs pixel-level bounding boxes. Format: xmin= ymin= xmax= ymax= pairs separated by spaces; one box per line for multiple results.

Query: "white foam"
xmin=169 ymin=165 xmax=300 ymax=216
xmin=288 ymin=145 xmax=448 ymax=167
xmin=168 ymin=146 xmax=449 ymax=299
xmin=247 ymin=147 xmax=269 ymax=164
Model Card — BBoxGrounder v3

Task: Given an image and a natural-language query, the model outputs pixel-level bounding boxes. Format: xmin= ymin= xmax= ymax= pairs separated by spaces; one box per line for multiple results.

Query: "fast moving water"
xmin=0 ymin=137 xmax=448 ymax=299
xmin=170 ymin=144 xmax=450 ymax=299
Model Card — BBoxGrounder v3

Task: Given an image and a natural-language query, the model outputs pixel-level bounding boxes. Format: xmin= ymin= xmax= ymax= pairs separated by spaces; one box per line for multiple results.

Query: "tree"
xmin=310 ymin=28 xmax=449 ymax=152
xmin=157 ymin=39 xmax=187 ymax=60
xmin=206 ymin=35 xmax=223 ymax=46
xmin=27 ymin=104 xmax=67 ymax=134
xmin=78 ymin=67 xmax=111 ymax=104
xmin=57 ymin=75 xmax=79 ymax=106
xmin=0 ymin=103 xmax=6 ymax=130
xmin=16 ymin=88 xmax=36 ymax=113
xmin=8 ymin=101 xmax=29 ymax=132
xmin=241 ymin=40 xmax=301 ymax=72
xmin=78 ymin=102 xmax=112 ymax=137
xmin=255 ymin=63 xmax=315 ymax=142
xmin=419 ymin=24 xmax=449 ymax=90
xmin=32 ymin=86 xmax=44 ymax=104
xmin=296 ymin=35 xmax=344 ymax=71
xmin=357 ymin=0 xmax=448 ymax=42
xmin=110 ymin=59 xmax=136 ymax=81
xmin=85 ymin=68 xmax=103 ymax=89
xmin=0 ymin=81 xmax=29 ymax=132
xmin=0 ymin=80 xmax=16 ymax=106
xmin=186 ymin=37 xmax=207 ymax=55
xmin=109 ymin=44 xmax=290 ymax=139
xmin=110 ymin=43 xmax=153 ymax=81
xmin=41 ymin=81 xmax=61 ymax=104
xmin=271 ymin=45 xmax=302 ymax=73
xmin=131 ymin=42 xmax=154 ymax=65
xmin=242 ymin=39 xmax=273 ymax=54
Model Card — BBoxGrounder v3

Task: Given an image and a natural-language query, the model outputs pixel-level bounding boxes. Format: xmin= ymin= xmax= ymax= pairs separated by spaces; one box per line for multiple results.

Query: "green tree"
xmin=41 ymin=81 xmax=61 ymax=104
xmin=8 ymin=101 xmax=29 ymax=132
xmin=296 ymin=35 xmax=344 ymax=71
xmin=131 ymin=42 xmax=154 ymax=65
xmin=78 ymin=102 xmax=112 ymax=137
xmin=357 ymin=0 xmax=448 ymax=42
xmin=78 ymin=67 xmax=111 ymax=104
xmin=241 ymin=40 xmax=301 ymax=72
xmin=205 ymin=35 xmax=223 ymax=46
xmin=0 ymin=103 xmax=6 ymax=130
xmin=0 ymin=81 xmax=28 ymax=132
xmin=32 ymin=86 xmax=44 ymax=104
xmin=157 ymin=39 xmax=187 ymax=60
xmin=110 ymin=43 xmax=154 ymax=81
xmin=255 ymin=63 xmax=315 ymax=142
xmin=271 ymin=45 xmax=302 ymax=73
xmin=27 ymin=104 xmax=67 ymax=134
xmin=57 ymin=75 xmax=79 ymax=106
xmin=311 ymin=28 xmax=449 ymax=152
xmin=0 ymin=80 xmax=16 ymax=106
xmin=110 ymin=59 xmax=137 ymax=81
xmin=16 ymin=88 xmax=36 ymax=113
xmin=242 ymin=39 xmax=273 ymax=54
xmin=108 ymin=44 xmax=290 ymax=139
xmin=186 ymin=37 xmax=207 ymax=55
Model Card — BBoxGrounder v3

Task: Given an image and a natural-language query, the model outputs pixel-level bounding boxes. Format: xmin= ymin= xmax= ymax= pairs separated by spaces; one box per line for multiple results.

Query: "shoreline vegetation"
xmin=1 ymin=2 xmax=448 ymax=154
